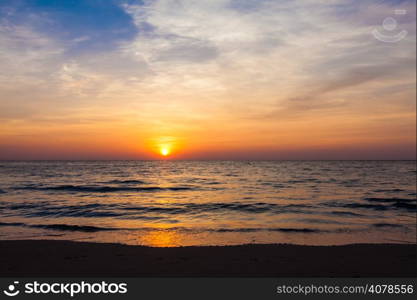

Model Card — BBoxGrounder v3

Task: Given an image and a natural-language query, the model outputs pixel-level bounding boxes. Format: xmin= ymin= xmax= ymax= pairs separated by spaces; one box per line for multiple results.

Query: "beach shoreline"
xmin=1 ymin=240 xmax=415 ymax=277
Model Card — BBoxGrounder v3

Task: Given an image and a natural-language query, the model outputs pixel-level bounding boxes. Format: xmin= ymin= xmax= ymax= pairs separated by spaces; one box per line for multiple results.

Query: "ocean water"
xmin=0 ymin=161 xmax=415 ymax=247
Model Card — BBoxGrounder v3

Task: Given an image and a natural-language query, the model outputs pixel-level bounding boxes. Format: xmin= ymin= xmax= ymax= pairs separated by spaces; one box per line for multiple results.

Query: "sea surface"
xmin=0 ymin=161 xmax=415 ymax=247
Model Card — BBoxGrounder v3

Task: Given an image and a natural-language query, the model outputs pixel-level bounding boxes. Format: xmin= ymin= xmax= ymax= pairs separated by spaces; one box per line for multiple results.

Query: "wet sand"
xmin=0 ymin=240 xmax=415 ymax=277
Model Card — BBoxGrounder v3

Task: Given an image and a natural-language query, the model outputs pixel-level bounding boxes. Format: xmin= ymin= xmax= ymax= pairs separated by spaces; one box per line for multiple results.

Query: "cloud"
xmin=0 ymin=0 xmax=415 ymax=159
xmin=121 ymin=0 xmax=415 ymax=100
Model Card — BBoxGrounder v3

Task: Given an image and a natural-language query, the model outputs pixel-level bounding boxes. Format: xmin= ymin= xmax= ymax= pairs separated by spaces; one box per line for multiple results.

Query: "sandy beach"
xmin=0 ymin=240 xmax=415 ymax=277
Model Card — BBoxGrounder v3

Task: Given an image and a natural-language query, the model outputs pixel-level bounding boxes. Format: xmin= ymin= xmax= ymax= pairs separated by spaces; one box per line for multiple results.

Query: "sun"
xmin=160 ymin=147 xmax=170 ymax=156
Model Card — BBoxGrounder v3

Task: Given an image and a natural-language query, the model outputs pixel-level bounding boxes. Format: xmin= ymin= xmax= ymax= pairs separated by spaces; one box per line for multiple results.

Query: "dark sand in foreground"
xmin=0 ymin=240 xmax=415 ymax=277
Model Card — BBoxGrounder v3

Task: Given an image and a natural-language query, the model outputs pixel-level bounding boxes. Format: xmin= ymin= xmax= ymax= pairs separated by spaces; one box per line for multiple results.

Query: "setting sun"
xmin=160 ymin=148 xmax=170 ymax=156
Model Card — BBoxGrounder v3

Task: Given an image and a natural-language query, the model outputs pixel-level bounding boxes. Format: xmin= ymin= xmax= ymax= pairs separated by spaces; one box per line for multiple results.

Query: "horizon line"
xmin=0 ymin=159 xmax=415 ymax=162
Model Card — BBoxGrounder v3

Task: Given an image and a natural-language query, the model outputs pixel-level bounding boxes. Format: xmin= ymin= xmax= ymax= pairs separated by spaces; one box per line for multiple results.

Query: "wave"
xmin=0 ymin=221 xmax=409 ymax=235
xmin=325 ymin=200 xmax=416 ymax=212
xmin=391 ymin=202 xmax=417 ymax=210
xmin=287 ymin=179 xmax=313 ymax=184
xmin=372 ymin=223 xmax=405 ymax=228
xmin=364 ymin=197 xmax=416 ymax=211
xmin=213 ymin=227 xmax=323 ymax=233
xmin=373 ymin=189 xmax=405 ymax=193
xmin=0 ymin=221 xmax=117 ymax=232
xmin=31 ymin=224 xmax=117 ymax=232
xmin=0 ymin=222 xmax=324 ymax=234
xmin=299 ymin=218 xmax=347 ymax=225
xmin=7 ymin=203 xmax=43 ymax=209
xmin=0 ymin=222 xmax=25 ymax=227
xmin=104 ymin=179 xmax=147 ymax=184
xmin=340 ymin=179 xmax=361 ymax=186
xmin=186 ymin=178 xmax=222 ymax=185
xmin=14 ymin=184 xmax=195 ymax=193
xmin=330 ymin=202 xmax=388 ymax=211
xmin=330 ymin=211 xmax=363 ymax=216
xmin=364 ymin=197 xmax=416 ymax=203
xmin=1 ymin=201 xmax=314 ymax=219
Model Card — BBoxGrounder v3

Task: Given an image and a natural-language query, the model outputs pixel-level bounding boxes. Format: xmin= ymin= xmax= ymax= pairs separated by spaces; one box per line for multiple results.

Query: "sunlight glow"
xmin=160 ymin=147 xmax=170 ymax=156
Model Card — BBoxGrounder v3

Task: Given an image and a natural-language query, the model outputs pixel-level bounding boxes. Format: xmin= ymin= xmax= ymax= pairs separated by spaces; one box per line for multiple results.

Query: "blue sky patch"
xmin=0 ymin=0 xmax=141 ymax=55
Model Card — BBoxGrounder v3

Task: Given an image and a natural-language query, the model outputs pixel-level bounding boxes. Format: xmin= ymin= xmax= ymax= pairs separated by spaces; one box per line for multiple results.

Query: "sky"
xmin=0 ymin=0 xmax=415 ymax=160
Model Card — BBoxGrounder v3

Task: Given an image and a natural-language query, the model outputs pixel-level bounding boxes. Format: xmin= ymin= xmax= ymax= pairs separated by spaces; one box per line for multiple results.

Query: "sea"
xmin=0 ymin=161 xmax=415 ymax=247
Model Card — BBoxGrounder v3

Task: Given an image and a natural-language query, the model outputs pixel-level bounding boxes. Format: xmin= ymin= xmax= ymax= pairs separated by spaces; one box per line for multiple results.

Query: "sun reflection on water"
xmin=140 ymin=230 xmax=182 ymax=247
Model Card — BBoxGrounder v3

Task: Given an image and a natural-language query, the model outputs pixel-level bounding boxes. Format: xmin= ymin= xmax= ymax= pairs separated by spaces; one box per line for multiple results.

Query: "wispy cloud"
xmin=0 ymin=0 xmax=415 ymax=159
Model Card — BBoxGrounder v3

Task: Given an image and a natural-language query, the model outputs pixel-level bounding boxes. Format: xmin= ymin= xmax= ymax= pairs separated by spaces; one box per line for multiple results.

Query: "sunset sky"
xmin=0 ymin=0 xmax=415 ymax=160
